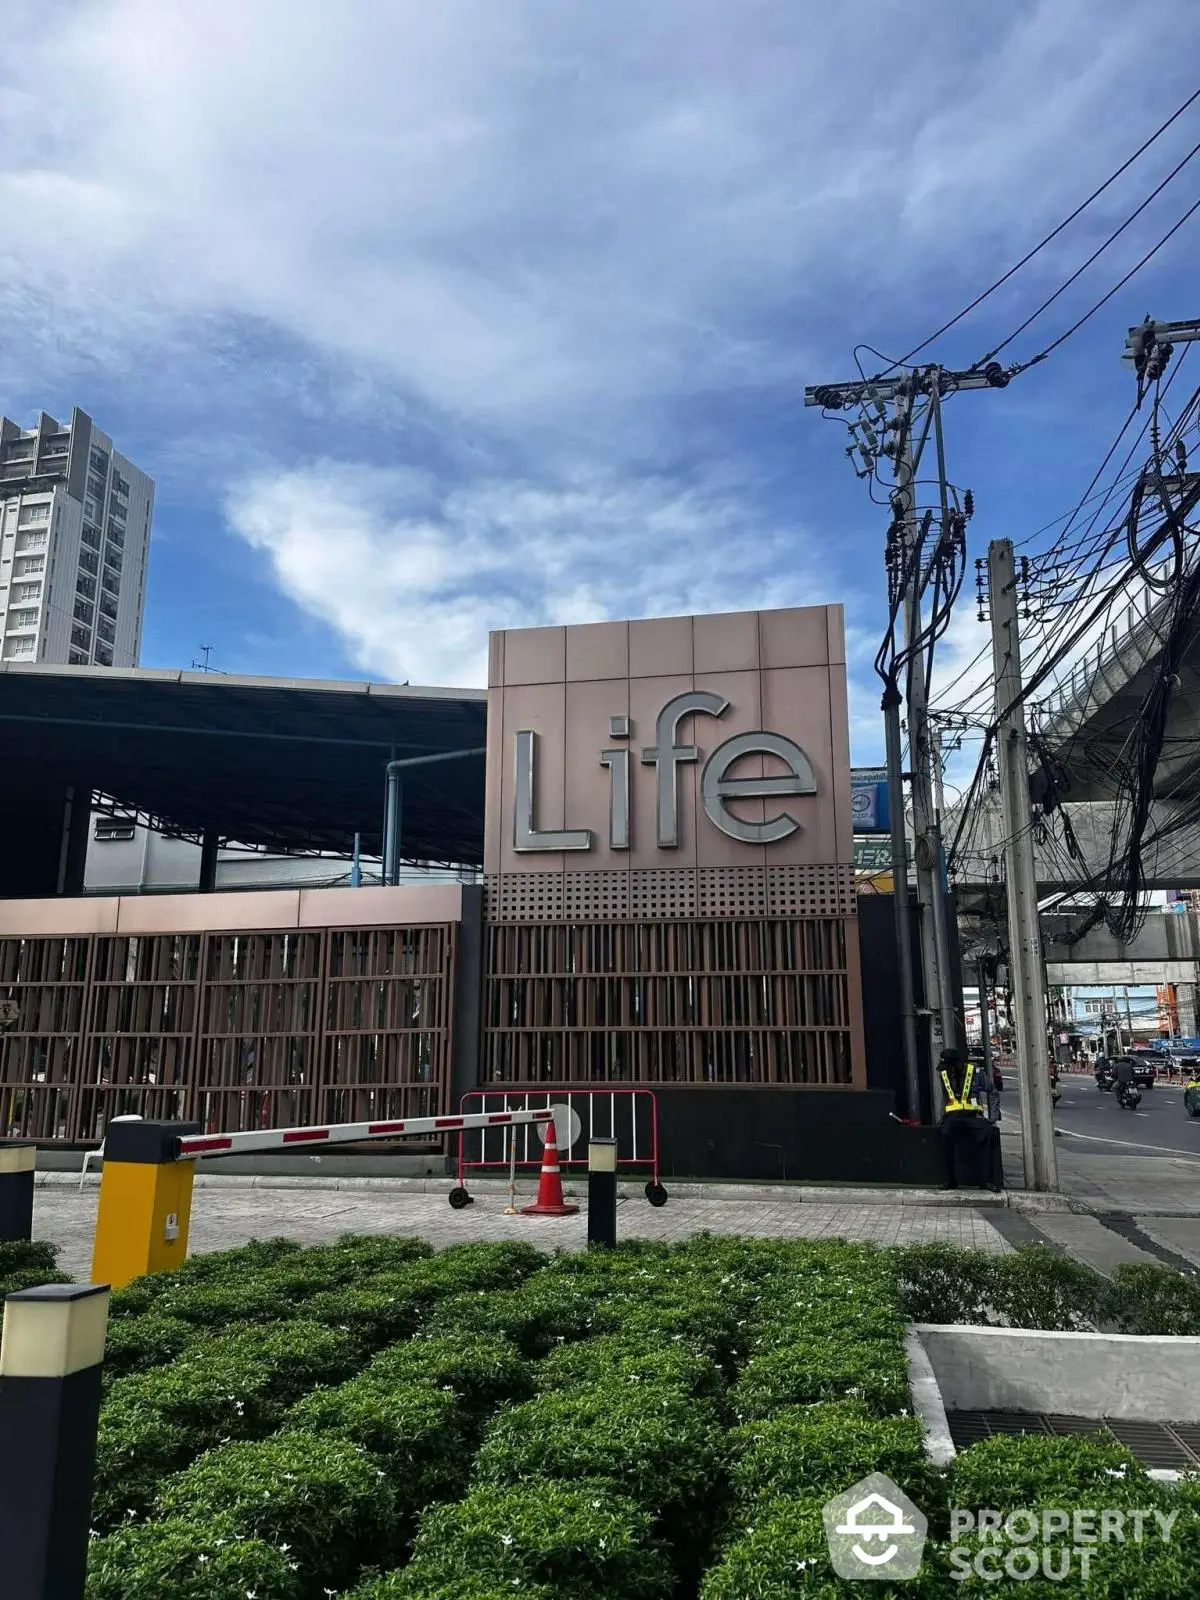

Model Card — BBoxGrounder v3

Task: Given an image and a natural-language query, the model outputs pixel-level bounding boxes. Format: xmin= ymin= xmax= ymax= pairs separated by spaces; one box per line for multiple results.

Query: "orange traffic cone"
xmin=521 ymin=1117 xmax=579 ymax=1217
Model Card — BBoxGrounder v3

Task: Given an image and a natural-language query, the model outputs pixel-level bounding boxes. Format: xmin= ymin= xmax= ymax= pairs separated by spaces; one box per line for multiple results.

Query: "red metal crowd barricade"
xmin=453 ymin=1088 xmax=667 ymax=1206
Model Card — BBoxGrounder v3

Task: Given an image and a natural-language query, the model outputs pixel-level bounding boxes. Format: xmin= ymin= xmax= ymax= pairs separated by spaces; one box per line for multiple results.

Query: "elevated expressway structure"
xmin=949 ymin=580 xmax=1200 ymax=1009
xmin=951 ymin=566 xmax=1200 ymax=901
xmin=1034 ymin=558 xmax=1200 ymax=820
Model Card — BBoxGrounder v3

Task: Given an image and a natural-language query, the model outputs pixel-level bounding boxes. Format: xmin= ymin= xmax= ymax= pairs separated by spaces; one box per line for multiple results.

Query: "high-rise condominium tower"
xmin=0 ymin=407 xmax=153 ymax=668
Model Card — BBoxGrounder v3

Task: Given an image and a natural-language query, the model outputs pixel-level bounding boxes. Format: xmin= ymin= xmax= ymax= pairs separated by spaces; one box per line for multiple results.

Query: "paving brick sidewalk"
xmin=33 ymin=1187 xmax=1011 ymax=1282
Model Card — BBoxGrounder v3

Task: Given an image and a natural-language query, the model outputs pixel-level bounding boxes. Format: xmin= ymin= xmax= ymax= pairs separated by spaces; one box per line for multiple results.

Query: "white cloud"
xmin=2 ymin=0 xmax=1196 ymax=694
xmin=227 ymin=461 xmax=823 ymax=686
xmin=1 ymin=0 xmax=1188 ymax=437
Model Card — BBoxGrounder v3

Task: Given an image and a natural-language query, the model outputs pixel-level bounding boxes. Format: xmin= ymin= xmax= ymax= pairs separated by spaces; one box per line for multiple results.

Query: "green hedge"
xmin=948 ymin=1432 xmax=1158 ymax=1512
xmin=283 ymin=1375 xmax=470 ymax=1520
xmin=100 ymin=1312 xmax=203 ymax=1381
xmin=87 ymin=1516 xmax=305 ymax=1600
xmin=535 ymin=1331 xmax=726 ymax=1403
xmin=0 ymin=1264 xmax=73 ymax=1301
xmin=347 ymin=1576 xmax=554 ymax=1600
xmin=732 ymin=1334 xmax=910 ymax=1419
xmin=543 ymin=1239 xmax=675 ymax=1277
xmin=608 ymin=1293 xmax=746 ymax=1368
xmin=302 ymin=1279 xmax=431 ymax=1352
xmin=380 ymin=1482 xmax=671 ymax=1600
xmin=154 ymin=1432 xmax=396 ymax=1593
xmin=945 ymin=1438 xmax=1199 ymax=1596
xmin=895 ymin=1241 xmax=1200 ymax=1335
xmin=426 ymin=1278 xmax=621 ymax=1358
xmin=1106 ymin=1262 xmax=1200 ymax=1336
xmin=0 ymin=1238 xmax=60 ymax=1278
xmin=107 ymin=1238 xmax=302 ymax=1316
xmin=700 ymin=1496 xmax=947 ymax=1600
xmin=727 ymin=1399 xmax=930 ymax=1514
xmin=365 ymin=1330 xmax=533 ymax=1417
xmin=323 ymin=1232 xmax=435 ymax=1269
xmin=93 ymin=1320 xmax=360 ymax=1527
xmin=75 ymin=1231 xmax=1200 ymax=1597
xmin=472 ymin=1377 xmax=726 ymax=1573
xmin=0 ymin=1236 xmax=71 ymax=1303
xmin=749 ymin=1284 xmax=907 ymax=1349
xmin=424 ymin=1239 xmax=546 ymax=1289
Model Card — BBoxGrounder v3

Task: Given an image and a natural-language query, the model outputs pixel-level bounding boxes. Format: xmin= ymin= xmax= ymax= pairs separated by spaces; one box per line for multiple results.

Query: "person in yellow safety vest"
xmin=939 ymin=1048 xmax=1002 ymax=1191
xmin=940 ymin=1055 xmax=983 ymax=1113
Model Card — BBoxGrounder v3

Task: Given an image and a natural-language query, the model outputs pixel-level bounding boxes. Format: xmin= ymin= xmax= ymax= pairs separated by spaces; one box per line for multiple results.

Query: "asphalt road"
xmin=1041 ymin=1071 xmax=1200 ymax=1160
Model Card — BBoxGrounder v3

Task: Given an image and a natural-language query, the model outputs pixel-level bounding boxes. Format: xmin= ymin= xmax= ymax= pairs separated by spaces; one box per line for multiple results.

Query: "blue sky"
xmin=2 ymin=0 xmax=1199 ymax=765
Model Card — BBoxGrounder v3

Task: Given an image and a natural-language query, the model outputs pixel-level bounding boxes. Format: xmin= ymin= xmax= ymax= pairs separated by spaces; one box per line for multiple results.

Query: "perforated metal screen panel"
xmin=486 ymin=863 xmax=855 ymax=923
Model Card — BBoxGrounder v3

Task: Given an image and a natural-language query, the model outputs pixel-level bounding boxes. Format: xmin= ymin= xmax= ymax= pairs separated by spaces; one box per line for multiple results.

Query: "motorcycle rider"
xmin=1113 ymin=1055 xmax=1137 ymax=1107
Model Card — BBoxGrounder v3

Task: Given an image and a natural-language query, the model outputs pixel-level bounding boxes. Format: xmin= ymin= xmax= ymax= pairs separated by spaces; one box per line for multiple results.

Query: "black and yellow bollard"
xmin=0 ymin=1281 xmax=110 ymax=1599
xmin=586 ymin=1137 xmax=618 ymax=1249
xmin=0 ymin=1143 xmax=36 ymax=1242
xmin=91 ymin=1120 xmax=201 ymax=1290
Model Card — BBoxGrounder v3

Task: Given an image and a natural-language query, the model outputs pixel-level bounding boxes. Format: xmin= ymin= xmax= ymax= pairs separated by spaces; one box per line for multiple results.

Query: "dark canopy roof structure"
xmin=0 ymin=663 xmax=487 ymax=865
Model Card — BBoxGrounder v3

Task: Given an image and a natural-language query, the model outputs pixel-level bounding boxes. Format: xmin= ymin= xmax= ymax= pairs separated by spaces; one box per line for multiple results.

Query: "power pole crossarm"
xmin=804 ymin=365 xmax=1012 ymax=410
xmin=988 ymin=538 xmax=1059 ymax=1192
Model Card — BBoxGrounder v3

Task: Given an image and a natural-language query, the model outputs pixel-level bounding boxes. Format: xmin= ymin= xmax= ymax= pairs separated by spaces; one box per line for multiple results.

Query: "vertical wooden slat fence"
xmin=482 ymin=867 xmax=866 ymax=1090
xmin=0 ymin=920 xmax=457 ymax=1144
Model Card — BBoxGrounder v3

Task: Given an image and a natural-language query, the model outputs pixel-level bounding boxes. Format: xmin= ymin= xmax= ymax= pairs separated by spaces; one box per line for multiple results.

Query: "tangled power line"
xmin=815 ymin=80 xmax=1200 ymax=955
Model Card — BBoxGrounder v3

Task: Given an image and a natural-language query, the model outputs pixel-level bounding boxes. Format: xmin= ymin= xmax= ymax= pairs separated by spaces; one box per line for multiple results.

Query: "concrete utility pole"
xmin=895 ymin=413 xmax=949 ymax=1075
xmin=988 ymin=538 xmax=1058 ymax=1191
xmin=883 ymin=688 xmax=922 ymax=1118
xmin=924 ymin=716 xmax=959 ymax=1062
xmin=887 ymin=414 xmax=932 ymax=1117
xmin=805 ymin=361 xmax=1009 ymax=1120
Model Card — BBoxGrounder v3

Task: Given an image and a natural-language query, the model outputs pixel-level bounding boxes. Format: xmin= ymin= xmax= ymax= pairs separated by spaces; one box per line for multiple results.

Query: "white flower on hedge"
xmin=500 ymin=1534 xmax=514 ymax=1547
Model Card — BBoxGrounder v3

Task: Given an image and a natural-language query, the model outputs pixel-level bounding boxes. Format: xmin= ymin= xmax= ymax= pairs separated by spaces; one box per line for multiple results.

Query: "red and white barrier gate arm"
xmin=176 ymin=1108 xmax=554 ymax=1160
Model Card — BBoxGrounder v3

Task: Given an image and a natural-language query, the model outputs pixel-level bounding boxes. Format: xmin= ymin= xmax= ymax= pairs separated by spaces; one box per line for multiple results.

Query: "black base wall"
xmin=857 ymin=892 xmax=966 ymax=1123
xmin=652 ymin=1087 xmax=947 ymax=1185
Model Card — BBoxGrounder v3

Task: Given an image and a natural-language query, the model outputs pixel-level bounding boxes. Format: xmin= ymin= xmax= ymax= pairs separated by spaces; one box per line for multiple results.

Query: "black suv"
xmin=1119 ymin=1052 xmax=1159 ymax=1088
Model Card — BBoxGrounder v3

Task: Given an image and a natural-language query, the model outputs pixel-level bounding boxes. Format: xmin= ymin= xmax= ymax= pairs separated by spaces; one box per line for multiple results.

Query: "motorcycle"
xmin=1115 ymin=1080 xmax=1142 ymax=1110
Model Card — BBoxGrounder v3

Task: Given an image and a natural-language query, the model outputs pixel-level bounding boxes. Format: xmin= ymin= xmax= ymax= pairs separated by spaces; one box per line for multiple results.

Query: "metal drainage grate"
xmin=947 ymin=1411 xmax=1200 ymax=1470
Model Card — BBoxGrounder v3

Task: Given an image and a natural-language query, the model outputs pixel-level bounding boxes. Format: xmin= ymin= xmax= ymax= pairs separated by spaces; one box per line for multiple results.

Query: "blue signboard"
xmin=851 ymin=768 xmax=890 ymax=835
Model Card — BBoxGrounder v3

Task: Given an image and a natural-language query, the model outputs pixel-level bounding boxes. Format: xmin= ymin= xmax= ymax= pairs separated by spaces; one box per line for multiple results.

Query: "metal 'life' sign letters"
xmin=514 ymin=689 xmax=817 ymax=853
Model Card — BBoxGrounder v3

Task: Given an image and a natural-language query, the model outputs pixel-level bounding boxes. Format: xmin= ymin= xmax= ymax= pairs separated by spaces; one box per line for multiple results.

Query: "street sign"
xmin=851 ymin=768 xmax=890 ymax=834
xmin=853 ymin=838 xmax=893 ymax=871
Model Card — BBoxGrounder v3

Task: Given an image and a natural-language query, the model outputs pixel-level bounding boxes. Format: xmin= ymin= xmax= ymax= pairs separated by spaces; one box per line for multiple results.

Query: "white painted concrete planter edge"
xmin=907 ymin=1323 xmax=1200 ymax=1482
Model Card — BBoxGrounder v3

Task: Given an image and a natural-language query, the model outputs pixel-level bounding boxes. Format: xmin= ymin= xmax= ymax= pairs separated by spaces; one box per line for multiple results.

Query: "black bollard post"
xmin=0 ymin=1282 xmax=111 ymax=1599
xmin=0 ymin=1145 xmax=36 ymax=1242
xmin=586 ymin=1137 xmax=618 ymax=1249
